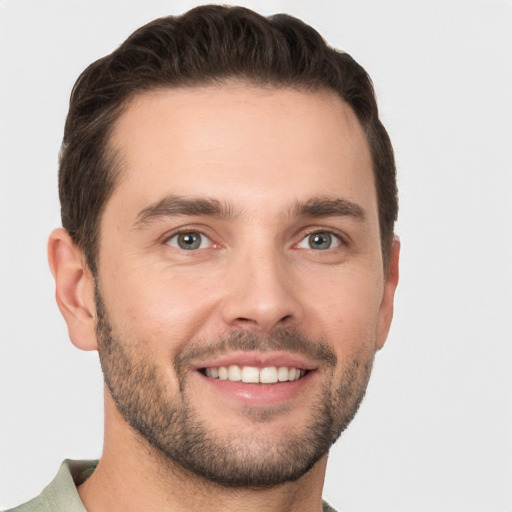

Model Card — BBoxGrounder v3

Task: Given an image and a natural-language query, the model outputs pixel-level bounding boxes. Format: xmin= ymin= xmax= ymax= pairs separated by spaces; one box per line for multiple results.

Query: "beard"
xmin=95 ymin=286 xmax=375 ymax=488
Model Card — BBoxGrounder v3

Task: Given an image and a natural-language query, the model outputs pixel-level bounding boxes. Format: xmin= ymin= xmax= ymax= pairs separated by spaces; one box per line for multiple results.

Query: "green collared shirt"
xmin=4 ymin=460 xmax=95 ymax=512
xmin=5 ymin=460 xmax=338 ymax=511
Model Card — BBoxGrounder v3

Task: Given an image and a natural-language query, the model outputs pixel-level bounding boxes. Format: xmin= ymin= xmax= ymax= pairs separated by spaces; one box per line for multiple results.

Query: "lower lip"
xmin=195 ymin=371 xmax=316 ymax=407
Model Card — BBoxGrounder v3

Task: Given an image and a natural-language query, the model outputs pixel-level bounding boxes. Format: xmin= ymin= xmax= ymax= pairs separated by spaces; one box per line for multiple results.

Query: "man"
xmin=7 ymin=4 xmax=399 ymax=511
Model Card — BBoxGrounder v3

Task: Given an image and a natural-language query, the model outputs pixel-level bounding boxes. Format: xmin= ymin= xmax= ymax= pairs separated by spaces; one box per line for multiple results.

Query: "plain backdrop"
xmin=1 ymin=1 xmax=511 ymax=511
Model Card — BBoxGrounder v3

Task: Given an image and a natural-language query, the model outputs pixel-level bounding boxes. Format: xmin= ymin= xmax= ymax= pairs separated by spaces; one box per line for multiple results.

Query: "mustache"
xmin=174 ymin=328 xmax=337 ymax=369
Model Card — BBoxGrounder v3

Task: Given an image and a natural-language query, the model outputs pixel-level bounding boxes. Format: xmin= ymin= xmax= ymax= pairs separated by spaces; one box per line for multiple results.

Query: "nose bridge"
xmin=221 ymin=238 xmax=301 ymax=332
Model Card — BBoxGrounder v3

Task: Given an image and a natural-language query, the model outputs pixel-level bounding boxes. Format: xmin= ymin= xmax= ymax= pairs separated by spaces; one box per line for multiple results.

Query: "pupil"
xmin=310 ymin=233 xmax=331 ymax=250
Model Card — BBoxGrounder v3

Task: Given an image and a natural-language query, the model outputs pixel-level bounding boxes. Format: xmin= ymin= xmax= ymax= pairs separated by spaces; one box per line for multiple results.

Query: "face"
xmin=94 ymin=84 xmax=397 ymax=486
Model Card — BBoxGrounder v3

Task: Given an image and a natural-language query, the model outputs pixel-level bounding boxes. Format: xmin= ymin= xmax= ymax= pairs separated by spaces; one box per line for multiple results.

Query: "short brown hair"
xmin=59 ymin=4 xmax=397 ymax=274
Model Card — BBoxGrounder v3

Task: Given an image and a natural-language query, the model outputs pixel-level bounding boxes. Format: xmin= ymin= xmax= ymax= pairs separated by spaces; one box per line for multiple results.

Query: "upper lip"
xmin=191 ymin=351 xmax=318 ymax=371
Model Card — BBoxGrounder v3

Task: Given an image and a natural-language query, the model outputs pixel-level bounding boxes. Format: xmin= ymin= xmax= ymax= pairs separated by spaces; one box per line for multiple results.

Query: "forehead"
xmin=107 ymin=83 xmax=377 ymax=223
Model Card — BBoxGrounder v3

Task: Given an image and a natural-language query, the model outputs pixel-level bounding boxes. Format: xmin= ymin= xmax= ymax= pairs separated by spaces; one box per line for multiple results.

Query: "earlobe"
xmin=376 ymin=237 xmax=400 ymax=350
xmin=48 ymin=228 xmax=98 ymax=351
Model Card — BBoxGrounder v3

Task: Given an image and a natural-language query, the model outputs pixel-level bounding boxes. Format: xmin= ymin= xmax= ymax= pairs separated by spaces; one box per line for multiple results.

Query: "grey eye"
xmin=167 ymin=232 xmax=210 ymax=250
xmin=298 ymin=232 xmax=341 ymax=250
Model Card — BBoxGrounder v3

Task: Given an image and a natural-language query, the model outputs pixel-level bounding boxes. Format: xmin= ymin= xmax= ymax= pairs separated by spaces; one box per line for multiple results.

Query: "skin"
xmin=48 ymin=83 xmax=399 ymax=512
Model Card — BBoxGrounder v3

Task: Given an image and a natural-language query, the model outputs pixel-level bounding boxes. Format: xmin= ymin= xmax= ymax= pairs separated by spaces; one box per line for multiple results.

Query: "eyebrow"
xmin=133 ymin=194 xmax=366 ymax=229
xmin=292 ymin=197 xmax=367 ymax=222
xmin=134 ymin=195 xmax=237 ymax=228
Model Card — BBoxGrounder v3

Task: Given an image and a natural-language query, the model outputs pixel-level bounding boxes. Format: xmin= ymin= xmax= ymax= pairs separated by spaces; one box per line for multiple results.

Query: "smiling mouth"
xmin=200 ymin=365 xmax=308 ymax=384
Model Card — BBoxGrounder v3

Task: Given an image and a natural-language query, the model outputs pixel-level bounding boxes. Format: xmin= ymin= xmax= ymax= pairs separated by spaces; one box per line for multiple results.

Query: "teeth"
xmin=260 ymin=366 xmax=278 ymax=384
xmin=228 ymin=365 xmax=242 ymax=381
xmin=203 ymin=365 xmax=306 ymax=383
xmin=241 ymin=366 xmax=260 ymax=383
xmin=277 ymin=366 xmax=289 ymax=381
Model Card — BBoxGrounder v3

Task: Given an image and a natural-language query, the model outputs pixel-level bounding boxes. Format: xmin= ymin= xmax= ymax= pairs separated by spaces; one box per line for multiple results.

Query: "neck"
xmin=78 ymin=394 xmax=328 ymax=512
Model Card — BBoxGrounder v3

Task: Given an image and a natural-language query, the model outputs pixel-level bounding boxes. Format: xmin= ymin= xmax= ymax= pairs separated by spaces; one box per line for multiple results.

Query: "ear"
xmin=48 ymin=228 xmax=98 ymax=351
xmin=376 ymin=237 xmax=400 ymax=350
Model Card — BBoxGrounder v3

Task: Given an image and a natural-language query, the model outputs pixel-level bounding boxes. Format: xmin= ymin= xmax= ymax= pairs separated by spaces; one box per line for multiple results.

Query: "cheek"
xmin=99 ymin=262 xmax=224 ymax=349
xmin=305 ymin=268 xmax=383 ymax=354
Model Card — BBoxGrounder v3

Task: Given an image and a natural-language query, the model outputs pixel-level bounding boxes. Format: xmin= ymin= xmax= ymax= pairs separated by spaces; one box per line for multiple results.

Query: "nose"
xmin=220 ymin=249 xmax=303 ymax=333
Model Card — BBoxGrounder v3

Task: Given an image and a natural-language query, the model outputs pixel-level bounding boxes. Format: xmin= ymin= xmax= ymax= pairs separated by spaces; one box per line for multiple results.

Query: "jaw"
xmin=91 ymin=392 xmax=330 ymax=512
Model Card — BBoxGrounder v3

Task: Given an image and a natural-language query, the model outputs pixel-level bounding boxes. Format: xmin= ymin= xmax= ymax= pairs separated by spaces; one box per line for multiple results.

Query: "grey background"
xmin=1 ymin=0 xmax=511 ymax=510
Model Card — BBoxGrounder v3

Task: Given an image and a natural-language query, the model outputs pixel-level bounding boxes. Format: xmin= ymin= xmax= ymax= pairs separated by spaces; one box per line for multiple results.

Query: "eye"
xmin=166 ymin=232 xmax=211 ymax=250
xmin=297 ymin=232 xmax=342 ymax=251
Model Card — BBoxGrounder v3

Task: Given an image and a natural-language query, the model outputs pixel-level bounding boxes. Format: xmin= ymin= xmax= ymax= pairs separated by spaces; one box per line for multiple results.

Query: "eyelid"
xmin=162 ymin=225 xmax=219 ymax=250
xmin=160 ymin=225 xmax=349 ymax=251
xmin=166 ymin=232 xmax=211 ymax=250
xmin=295 ymin=227 xmax=349 ymax=249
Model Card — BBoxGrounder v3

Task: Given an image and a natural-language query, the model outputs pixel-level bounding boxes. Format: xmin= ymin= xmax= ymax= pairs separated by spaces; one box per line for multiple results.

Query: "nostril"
xmin=235 ymin=317 xmax=258 ymax=324
xmin=231 ymin=317 xmax=260 ymax=330
xmin=234 ymin=315 xmax=292 ymax=328
xmin=221 ymin=289 xmax=302 ymax=333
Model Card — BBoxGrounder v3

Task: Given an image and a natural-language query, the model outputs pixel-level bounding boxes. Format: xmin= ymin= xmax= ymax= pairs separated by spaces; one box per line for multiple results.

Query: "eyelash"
xmin=163 ymin=227 xmax=348 ymax=252
xmin=165 ymin=229 xmax=215 ymax=251
xmin=296 ymin=229 xmax=348 ymax=251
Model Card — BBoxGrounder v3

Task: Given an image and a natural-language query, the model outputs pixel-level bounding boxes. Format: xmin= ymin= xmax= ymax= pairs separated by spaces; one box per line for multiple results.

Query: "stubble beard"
xmin=95 ymin=287 xmax=375 ymax=488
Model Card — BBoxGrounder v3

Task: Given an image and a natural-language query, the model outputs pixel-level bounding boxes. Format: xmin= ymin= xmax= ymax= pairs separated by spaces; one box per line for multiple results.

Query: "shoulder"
xmin=3 ymin=494 xmax=51 ymax=512
xmin=3 ymin=460 xmax=98 ymax=512
xmin=322 ymin=499 xmax=339 ymax=512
